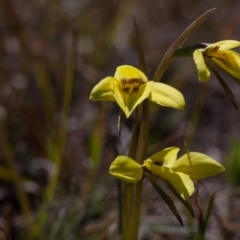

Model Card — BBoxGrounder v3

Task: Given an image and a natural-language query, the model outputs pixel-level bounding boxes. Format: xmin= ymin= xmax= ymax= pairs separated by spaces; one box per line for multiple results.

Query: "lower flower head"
xmin=109 ymin=147 xmax=225 ymax=199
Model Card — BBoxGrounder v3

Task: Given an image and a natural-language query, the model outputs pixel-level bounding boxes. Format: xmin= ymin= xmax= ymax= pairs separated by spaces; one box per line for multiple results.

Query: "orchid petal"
xmin=193 ymin=50 xmax=211 ymax=81
xmin=148 ymin=147 xmax=180 ymax=167
xmin=148 ymin=82 xmax=185 ymax=110
xmin=113 ymin=81 xmax=153 ymax=118
xmin=144 ymin=161 xmax=194 ymax=199
xmin=114 ymin=65 xmax=148 ymax=82
xmin=171 ymin=152 xmax=225 ymax=180
xmin=109 ymin=156 xmax=143 ymax=183
xmin=207 ymin=40 xmax=240 ymax=51
xmin=89 ymin=77 xmax=115 ymax=101
xmin=211 ymin=50 xmax=240 ymax=79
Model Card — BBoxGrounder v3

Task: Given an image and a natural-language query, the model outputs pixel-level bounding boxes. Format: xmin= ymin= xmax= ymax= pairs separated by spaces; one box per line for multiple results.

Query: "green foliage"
xmin=225 ymin=139 xmax=240 ymax=186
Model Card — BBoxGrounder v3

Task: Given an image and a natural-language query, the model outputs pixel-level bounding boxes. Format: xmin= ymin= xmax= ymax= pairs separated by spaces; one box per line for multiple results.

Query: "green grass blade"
xmin=163 ymin=179 xmax=195 ymax=218
xmin=153 ymin=8 xmax=216 ymax=82
xmin=133 ymin=17 xmax=146 ymax=73
xmin=144 ymin=171 xmax=183 ymax=226
xmin=201 ymin=193 xmax=216 ymax=237
xmin=208 ymin=63 xmax=238 ymax=109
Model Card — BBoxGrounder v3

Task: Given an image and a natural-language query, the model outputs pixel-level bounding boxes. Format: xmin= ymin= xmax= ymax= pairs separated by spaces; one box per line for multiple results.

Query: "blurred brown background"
xmin=1 ymin=0 xmax=240 ymax=239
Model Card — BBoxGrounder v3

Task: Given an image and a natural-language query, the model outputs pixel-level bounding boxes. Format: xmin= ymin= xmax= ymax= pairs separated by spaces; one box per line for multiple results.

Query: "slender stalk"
xmin=127 ymin=183 xmax=134 ymax=238
xmin=132 ymin=100 xmax=150 ymax=239
xmin=122 ymin=112 xmax=139 ymax=239
xmin=117 ymin=179 xmax=122 ymax=235
xmin=122 ymin=183 xmax=134 ymax=239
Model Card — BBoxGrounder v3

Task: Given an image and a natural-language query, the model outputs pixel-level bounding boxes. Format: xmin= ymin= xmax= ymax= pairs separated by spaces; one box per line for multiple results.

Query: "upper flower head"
xmin=109 ymin=147 xmax=225 ymax=199
xmin=89 ymin=65 xmax=185 ymax=118
xmin=192 ymin=40 xmax=240 ymax=81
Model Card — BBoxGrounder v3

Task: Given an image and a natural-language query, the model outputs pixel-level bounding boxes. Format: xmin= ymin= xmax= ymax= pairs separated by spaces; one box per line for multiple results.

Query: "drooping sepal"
xmin=109 ymin=156 xmax=143 ymax=183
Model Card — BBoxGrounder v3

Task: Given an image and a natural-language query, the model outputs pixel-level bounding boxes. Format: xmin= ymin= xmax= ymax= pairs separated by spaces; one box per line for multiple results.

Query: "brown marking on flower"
xmin=203 ymin=45 xmax=220 ymax=56
xmin=120 ymin=77 xmax=145 ymax=94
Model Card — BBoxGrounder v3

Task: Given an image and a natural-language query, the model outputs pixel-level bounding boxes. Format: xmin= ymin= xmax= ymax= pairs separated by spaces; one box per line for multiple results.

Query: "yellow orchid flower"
xmin=193 ymin=40 xmax=240 ymax=81
xmin=89 ymin=65 xmax=185 ymax=118
xmin=143 ymin=147 xmax=225 ymax=199
xmin=109 ymin=147 xmax=225 ymax=199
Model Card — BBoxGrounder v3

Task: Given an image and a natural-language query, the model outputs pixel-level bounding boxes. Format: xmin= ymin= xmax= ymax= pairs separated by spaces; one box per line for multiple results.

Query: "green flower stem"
xmin=136 ymin=101 xmax=150 ymax=165
xmin=124 ymin=183 xmax=134 ymax=239
xmin=122 ymin=112 xmax=139 ymax=239
xmin=132 ymin=100 xmax=150 ymax=239
xmin=122 ymin=183 xmax=128 ymax=239
xmin=117 ymin=179 xmax=122 ymax=235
